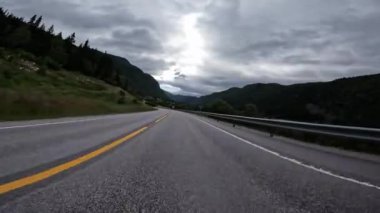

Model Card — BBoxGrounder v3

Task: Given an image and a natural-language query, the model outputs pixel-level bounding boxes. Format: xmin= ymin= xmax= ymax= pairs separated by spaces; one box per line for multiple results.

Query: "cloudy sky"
xmin=3 ymin=0 xmax=380 ymax=96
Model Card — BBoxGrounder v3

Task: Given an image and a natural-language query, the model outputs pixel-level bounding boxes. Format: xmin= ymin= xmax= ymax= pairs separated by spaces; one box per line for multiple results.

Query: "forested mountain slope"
xmin=197 ymin=74 xmax=380 ymax=127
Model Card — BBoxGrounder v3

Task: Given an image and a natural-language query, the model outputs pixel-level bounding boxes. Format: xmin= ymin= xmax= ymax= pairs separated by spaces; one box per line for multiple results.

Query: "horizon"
xmin=3 ymin=0 xmax=380 ymax=96
xmin=167 ymin=72 xmax=379 ymax=98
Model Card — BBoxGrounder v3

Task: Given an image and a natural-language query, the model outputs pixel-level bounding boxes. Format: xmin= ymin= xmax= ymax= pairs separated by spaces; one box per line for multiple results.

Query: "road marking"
xmin=0 ymin=116 xmax=118 ymax=130
xmin=155 ymin=114 xmax=169 ymax=123
xmin=195 ymin=117 xmax=380 ymax=191
xmin=0 ymin=114 xmax=168 ymax=195
xmin=0 ymin=112 xmax=166 ymax=130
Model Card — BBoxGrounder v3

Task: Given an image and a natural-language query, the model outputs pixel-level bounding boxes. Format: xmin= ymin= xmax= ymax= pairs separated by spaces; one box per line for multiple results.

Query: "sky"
xmin=3 ymin=0 xmax=380 ymax=96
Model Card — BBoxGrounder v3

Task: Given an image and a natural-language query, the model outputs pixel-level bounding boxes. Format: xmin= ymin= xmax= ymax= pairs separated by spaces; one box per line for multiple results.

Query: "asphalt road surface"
xmin=0 ymin=109 xmax=379 ymax=212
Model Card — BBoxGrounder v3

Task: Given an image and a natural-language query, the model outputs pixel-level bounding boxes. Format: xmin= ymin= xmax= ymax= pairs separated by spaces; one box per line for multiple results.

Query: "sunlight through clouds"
xmin=5 ymin=0 xmax=380 ymax=95
xmin=160 ymin=13 xmax=207 ymax=84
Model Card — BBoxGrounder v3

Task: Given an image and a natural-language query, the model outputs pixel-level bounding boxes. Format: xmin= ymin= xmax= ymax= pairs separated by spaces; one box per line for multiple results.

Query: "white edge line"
xmin=0 ymin=117 xmax=106 ymax=130
xmin=195 ymin=117 xmax=380 ymax=191
xmin=0 ymin=112 xmax=169 ymax=130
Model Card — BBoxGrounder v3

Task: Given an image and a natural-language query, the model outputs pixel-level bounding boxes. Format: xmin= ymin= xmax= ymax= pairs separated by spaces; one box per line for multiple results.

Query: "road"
xmin=0 ymin=109 xmax=379 ymax=212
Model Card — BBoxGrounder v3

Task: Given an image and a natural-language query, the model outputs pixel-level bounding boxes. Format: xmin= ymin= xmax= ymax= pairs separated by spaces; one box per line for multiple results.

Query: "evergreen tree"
xmin=96 ymin=54 xmax=114 ymax=80
xmin=48 ymin=25 xmax=54 ymax=34
xmin=34 ymin=16 xmax=42 ymax=27
xmin=66 ymin=32 xmax=75 ymax=44
xmin=28 ymin=15 xmax=37 ymax=25
xmin=6 ymin=26 xmax=31 ymax=47
xmin=0 ymin=8 xmax=6 ymax=17
xmin=40 ymin=23 xmax=45 ymax=31
xmin=243 ymin=104 xmax=258 ymax=116
xmin=84 ymin=39 xmax=89 ymax=49
xmin=205 ymin=99 xmax=235 ymax=114
xmin=50 ymin=36 xmax=67 ymax=64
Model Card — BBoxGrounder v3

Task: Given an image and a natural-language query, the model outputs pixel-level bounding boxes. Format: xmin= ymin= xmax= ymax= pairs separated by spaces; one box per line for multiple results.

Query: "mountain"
xmin=165 ymin=91 xmax=199 ymax=103
xmin=111 ymin=55 xmax=167 ymax=99
xmin=190 ymin=74 xmax=380 ymax=128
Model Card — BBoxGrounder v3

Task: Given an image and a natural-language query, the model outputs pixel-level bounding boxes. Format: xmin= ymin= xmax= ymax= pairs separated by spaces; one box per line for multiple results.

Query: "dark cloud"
xmin=96 ymin=29 xmax=163 ymax=53
xmin=130 ymin=57 xmax=169 ymax=75
xmin=3 ymin=0 xmax=154 ymax=30
xmin=3 ymin=0 xmax=380 ymax=95
xmin=174 ymin=71 xmax=187 ymax=80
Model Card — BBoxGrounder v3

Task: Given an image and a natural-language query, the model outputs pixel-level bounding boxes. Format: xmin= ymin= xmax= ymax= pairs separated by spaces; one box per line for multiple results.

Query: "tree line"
xmin=0 ymin=8 xmax=122 ymax=87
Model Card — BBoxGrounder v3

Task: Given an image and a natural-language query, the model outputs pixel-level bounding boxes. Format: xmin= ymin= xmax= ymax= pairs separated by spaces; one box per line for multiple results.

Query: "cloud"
xmin=3 ymin=0 xmax=380 ymax=95
xmin=3 ymin=0 xmax=154 ymax=30
xmin=96 ymin=29 xmax=163 ymax=53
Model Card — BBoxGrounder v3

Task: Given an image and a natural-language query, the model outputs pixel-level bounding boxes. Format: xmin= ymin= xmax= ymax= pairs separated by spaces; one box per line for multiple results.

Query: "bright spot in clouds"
xmin=180 ymin=13 xmax=207 ymax=71
xmin=158 ymin=13 xmax=207 ymax=83
xmin=4 ymin=0 xmax=380 ymax=96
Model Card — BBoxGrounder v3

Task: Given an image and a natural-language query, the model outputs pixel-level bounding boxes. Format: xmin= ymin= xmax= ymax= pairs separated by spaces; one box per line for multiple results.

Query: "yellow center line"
xmin=0 ymin=114 xmax=168 ymax=195
xmin=155 ymin=114 xmax=169 ymax=123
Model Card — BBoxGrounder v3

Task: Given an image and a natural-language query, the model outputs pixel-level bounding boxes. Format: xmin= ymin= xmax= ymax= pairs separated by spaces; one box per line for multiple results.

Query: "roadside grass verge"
xmin=0 ymin=49 xmax=153 ymax=121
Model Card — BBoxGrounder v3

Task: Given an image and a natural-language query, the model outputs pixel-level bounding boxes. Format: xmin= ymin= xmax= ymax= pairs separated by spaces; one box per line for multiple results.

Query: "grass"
xmin=0 ymin=48 xmax=153 ymax=121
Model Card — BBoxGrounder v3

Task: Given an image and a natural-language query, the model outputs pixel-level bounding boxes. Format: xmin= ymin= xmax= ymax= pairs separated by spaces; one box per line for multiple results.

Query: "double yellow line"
xmin=0 ymin=113 xmax=169 ymax=195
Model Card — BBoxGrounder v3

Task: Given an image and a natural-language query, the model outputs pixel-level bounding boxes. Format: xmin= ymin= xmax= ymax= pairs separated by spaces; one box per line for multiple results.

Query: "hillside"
xmin=165 ymin=91 xmax=199 ymax=103
xmin=191 ymin=74 xmax=380 ymax=128
xmin=0 ymin=8 xmax=167 ymax=100
xmin=0 ymin=48 xmax=152 ymax=120
xmin=111 ymin=55 xmax=167 ymax=99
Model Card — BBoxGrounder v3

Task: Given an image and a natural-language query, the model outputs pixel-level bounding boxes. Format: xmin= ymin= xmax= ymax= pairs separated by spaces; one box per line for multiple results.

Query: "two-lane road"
xmin=0 ymin=109 xmax=379 ymax=212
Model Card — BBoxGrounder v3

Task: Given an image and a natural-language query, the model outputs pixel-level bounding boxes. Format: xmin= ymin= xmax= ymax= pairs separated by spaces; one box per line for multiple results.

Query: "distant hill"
xmin=186 ymin=74 xmax=380 ymax=128
xmin=165 ymin=91 xmax=199 ymax=103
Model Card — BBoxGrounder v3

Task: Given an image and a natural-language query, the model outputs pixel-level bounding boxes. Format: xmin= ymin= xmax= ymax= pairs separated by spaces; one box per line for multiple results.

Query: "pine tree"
xmin=50 ymin=36 xmax=67 ymax=64
xmin=48 ymin=25 xmax=54 ymax=34
xmin=40 ymin=23 xmax=45 ymax=31
xmin=84 ymin=39 xmax=89 ymax=48
xmin=0 ymin=8 xmax=6 ymax=17
xmin=28 ymin=15 xmax=37 ymax=25
xmin=66 ymin=32 xmax=76 ymax=44
xmin=57 ymin=32 xmax=63 ymax=39
xmin=6 ymin=26 xmax=31 ymax=47
xmin=34 ymin=16 xmax=42 ymax=27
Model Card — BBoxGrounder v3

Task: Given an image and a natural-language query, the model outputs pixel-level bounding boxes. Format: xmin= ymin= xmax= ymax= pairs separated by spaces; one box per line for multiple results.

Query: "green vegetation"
xmin=0 ymin=7 xmax=167 ymax=100
xmin=203 ymin=99 xmax=235 ymax=114
xmin=175 ymin=75 xmax=380 ymax=153
xmin=0 ymin=49 xmax=152 ymax=120
xmin=176 ymin=74 xmax=380 ymax=128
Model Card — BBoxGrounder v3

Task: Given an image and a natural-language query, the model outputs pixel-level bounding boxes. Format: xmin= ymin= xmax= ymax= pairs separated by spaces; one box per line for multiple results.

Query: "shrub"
xmin=44 ymin=57 xmax=61 ymax=70
xmin=0 ymin=48 xmax=5 ymax=59
xmin=17 ymin=50 xmax=36 ymax=61
xmin=3 ymin=69 xmax=12 ymax=79
xmin=37 ymin=65 xmax=47 ymax=76
xmin=117 ymin=90 xmax=127 ymax=104
xmin=132 ymin=99 xmax=139 ymax=104
xmin=117 ymin=97 xmax=126 ymax=104
xmin=243 ymin=104 xmax=259 ymax=116
xmin=119 ymin=90 xmax=126 ymax=97
xmin=205 ymin=99 xmax=235 ymax=114
xmin=37 ymin=57 xmax=61 ymax=70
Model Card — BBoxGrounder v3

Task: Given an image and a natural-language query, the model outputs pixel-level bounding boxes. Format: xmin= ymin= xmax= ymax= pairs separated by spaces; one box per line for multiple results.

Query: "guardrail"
xmin=187 ymin=111 xmax=380 ymax=143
